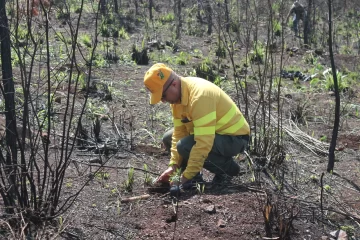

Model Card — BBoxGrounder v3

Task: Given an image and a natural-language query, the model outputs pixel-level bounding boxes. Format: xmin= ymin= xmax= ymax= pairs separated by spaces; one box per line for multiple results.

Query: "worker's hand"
xmin=156 ymin=165 xmax=178 ymax=183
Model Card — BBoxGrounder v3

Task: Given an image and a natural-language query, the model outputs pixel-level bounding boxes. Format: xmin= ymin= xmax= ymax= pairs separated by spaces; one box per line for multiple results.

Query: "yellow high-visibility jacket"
xmin=169 ymin=77 xmax=250 ymax=179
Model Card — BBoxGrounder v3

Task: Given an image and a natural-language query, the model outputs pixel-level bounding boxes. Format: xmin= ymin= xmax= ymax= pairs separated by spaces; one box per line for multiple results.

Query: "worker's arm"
xmin=182 ymin=96 xmax=216 ymax=180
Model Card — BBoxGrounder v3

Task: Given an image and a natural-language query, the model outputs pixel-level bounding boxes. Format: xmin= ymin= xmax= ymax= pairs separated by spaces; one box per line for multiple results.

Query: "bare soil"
xmin=2 ymin=1 xmax=360 ymax=240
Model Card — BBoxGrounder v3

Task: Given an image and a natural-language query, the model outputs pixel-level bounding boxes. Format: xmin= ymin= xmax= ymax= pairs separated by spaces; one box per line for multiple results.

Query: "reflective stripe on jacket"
xmin=169 ymin=77 xmax=250 ymax=179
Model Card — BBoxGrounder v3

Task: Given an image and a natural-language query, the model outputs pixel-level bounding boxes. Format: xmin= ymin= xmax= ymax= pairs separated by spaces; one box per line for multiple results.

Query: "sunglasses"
xmin=161 ymin=78 xmax=175 ymax=100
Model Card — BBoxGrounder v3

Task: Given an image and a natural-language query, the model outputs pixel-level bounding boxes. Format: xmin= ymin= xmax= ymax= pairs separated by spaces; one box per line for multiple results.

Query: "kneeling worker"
xmin=144 ymin=63 xmax=250 ymax=187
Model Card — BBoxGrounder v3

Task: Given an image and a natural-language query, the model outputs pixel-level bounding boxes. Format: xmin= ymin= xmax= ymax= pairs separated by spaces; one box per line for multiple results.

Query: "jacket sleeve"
xmin=182 ymin=96 xmax=216 ymax=179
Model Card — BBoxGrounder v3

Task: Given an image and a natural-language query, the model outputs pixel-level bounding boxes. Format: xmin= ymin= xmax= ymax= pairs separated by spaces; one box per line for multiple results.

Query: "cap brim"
xmin=150 ymin=90 xmax=162 ymax=104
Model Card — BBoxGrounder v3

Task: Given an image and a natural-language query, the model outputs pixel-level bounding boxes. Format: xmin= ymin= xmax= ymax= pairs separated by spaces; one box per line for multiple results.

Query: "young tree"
xmin=304 ymin=0 xmax=313 ymax=45
xmin=174 ymin=0 xmax=182 ymax=39
xmin=327 ymin=0 xmax=339 ymax=172
xmin=0 ymin=0 xmax=104 ymax=237
xmin=0 ymin=0 xmax=18 ymax=207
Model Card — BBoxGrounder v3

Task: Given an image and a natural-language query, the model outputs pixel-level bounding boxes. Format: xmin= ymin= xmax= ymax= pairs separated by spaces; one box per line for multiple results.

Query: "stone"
xmin=330 ymin=230 xmax=347 ymax=240
xmin=217 ymin=219 xmax=226 ymax=228
xmin=204 ymin=205 xmax=216 ymax=214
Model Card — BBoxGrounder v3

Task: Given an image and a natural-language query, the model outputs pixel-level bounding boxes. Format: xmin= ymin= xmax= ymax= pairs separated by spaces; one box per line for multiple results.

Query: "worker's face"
xmin=161 ymin=78 xmax=180 ymax=104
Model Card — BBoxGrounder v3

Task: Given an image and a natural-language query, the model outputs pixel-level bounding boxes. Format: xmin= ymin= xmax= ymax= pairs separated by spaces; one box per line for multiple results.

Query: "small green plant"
xmin=159 ymin=13 xmax=175 ymax=23
xmin=319 ymin=135 xmax=327 ymax=142
xmin=169 ymin=168 xmax=182 ymax=183
xmin=249 ymin=41 xmax=265 ymax=64
xmin=95 ymin=171 xmax=110 ymax=180
xmin=215 ymin=44 xmax=226 ymax=58
xmin=100 ymin=23 xmax=111 ymax=37
xmin=192 ymin=49 xmax=203 ymax=58
xmin=339 ymin=45 xmax=353 ymax=55
xmin=81 ymin=34 xmax=92 ymax=48
xmin=195 ymin=58 xmax=218 ymax=82
xmin=340 ymin=225 xmax=354 ymax=237
xmin=272 ymin=20 xmax=281 ymax=37
xmin=323 ymin=70 xmax=349 ymax=92
xmin=309 ymin=175 xmax=318 ymax=183
xmin=90 ymin=53 xmax=107 ymax=68
xmin=110 ymin=187 xmax=118 ymax=196
xmin=11 ymin=49 xmax=20 ymax=67
xmin=303 ymin=52 xmax=318 ymax=65
xmin=323 ymin=184 xmax=331 ymax=192
xmin=175 ymin=51 xmax=191 ymax=65
xmin=123 ymin=167 xmax=135 ymax=192
xmin=15 ymin=24 xmax=28 ymax=40
xmin=143 ymin=164 xmax=154 ymax=186
xmin=118 ymin=27 xmax=130 ymax=40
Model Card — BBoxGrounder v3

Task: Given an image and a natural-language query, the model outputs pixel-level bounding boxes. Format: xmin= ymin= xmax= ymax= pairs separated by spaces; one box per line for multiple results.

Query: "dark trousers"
xmin=162 ymin=129 xmax=249 ymax=177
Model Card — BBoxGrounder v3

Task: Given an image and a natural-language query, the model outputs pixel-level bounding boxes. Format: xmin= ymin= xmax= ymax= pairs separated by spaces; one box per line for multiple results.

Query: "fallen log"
xmin=121 ymin=194 xmax=151 ymax=203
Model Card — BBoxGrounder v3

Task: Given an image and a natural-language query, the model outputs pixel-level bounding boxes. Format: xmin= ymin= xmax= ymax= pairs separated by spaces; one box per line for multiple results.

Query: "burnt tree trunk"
xmin=149 ymin=0 xmax=153 ymax=20
xmin=327 ymin=0 xmax=339 ymax=173
xmin=100 ymin=0 xmax=106 ymax=14
xmin=134 ymin=0 xmax=139 ymax=15
xmin=304 ymin=0 xmax=313 ymax=45
xmin=175 ymin=0 xmax=182 ymax=39
xmin=224 ymin=0 xmax=230 ymax=33
xmin=205 ymin=0 xmax=212 ymax=34
xmin=114 ymin=0 xmax=119 ymax=13
xmin=0 ymin=0 xmax=18 ymax=206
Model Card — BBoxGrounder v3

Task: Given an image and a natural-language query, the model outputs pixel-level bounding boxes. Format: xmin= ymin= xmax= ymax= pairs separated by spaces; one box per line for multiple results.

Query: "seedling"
xmin=123 ymin=167 xmax=135 ymax=192
xmin=340 ymin=225 xmax=354 ymax=237
xmin=169 ymin=168 xmax=182 ymax=184
xmin=95 ymin=171 xmax=110 ymax=180
xmin=309 ymin=175 xmax=318 ymax=183
xmin=323 ymin=184 xmax=331 ymax=192
xmin=143 ymin=164 xmax=154 ymax=186
xmin=175 ymin=52 xmax=191 ymax=65
xmin=319 ymin=135 xmax=327 ymax=142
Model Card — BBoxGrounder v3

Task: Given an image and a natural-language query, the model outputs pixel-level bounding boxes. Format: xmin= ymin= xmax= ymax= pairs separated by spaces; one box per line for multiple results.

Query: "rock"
xmin=330 ymin=230 xmax=347 ymax=240
xmin=290 ymin=47 xmax=299 ymax=52
xmin=201 ymin=198 xmax=212 ymax=204
xmin=204 ymin=205 xmax=216 ymax=214
xmin=328 ymin=91 xmax=335 ymax=97
xmin=217 ymin=219 xmax=226 ymax=228
xmin=89 ymin=158 xmax=102 ymax=164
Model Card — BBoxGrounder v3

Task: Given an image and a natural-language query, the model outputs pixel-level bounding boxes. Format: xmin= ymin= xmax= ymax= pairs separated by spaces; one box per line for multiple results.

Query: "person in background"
xmin=143 ymin=63 xmax=250 ymax=188
xmin=285 ymin=1 xmax=307 ymax=37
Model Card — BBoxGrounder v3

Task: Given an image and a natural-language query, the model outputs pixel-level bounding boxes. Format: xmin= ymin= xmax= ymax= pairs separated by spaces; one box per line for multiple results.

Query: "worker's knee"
xmin=162 ymin=129 xmax=173 ymax=152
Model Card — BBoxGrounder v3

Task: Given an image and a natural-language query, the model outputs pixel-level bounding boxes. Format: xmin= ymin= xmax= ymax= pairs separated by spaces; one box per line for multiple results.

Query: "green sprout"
xmin=169 ymin=168 xmax=182 ymax=183
xmin=123 ymin=167 xmax=135 ymax=192
xmin=143 ymin=164 xmax=154 ymax=186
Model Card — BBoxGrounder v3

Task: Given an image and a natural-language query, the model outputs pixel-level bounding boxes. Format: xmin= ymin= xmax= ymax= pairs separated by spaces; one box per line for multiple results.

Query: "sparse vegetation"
xmin=0 ymin=0 xmax=359 ymax=239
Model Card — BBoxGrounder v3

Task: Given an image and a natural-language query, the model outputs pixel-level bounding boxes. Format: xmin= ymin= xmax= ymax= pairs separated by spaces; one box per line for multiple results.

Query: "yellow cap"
xmin=144 ymin=63 xmax=172 ymax=104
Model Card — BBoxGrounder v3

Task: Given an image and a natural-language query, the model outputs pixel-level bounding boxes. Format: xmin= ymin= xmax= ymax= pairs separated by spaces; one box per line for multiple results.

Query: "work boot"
xmin=192 ymin=172 xmax=204 ymax=183
xmin=181 ymin=172 xmax=204 ymax=190
xmin=211 ymin=174 xmax=233 ymax=186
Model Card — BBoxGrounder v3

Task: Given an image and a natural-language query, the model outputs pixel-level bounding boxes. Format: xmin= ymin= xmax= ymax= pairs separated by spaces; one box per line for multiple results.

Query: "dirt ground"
xmin=2 ymin=1 xmax=360 ymax=239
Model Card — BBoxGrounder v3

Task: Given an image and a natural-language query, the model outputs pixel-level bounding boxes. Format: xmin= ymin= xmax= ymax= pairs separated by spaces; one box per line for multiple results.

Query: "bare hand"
xmin=156 ymin=166 xmax=177 ymax=183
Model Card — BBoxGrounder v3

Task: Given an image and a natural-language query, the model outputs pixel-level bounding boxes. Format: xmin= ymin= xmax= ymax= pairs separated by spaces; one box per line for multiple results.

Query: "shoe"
xmin=212 ymin=174 xmax=233 ymax=186
xmin=192 ymin=172 xmax=204 ymax=183
xmin=181 ymin=172 xmax=204 ymax=190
